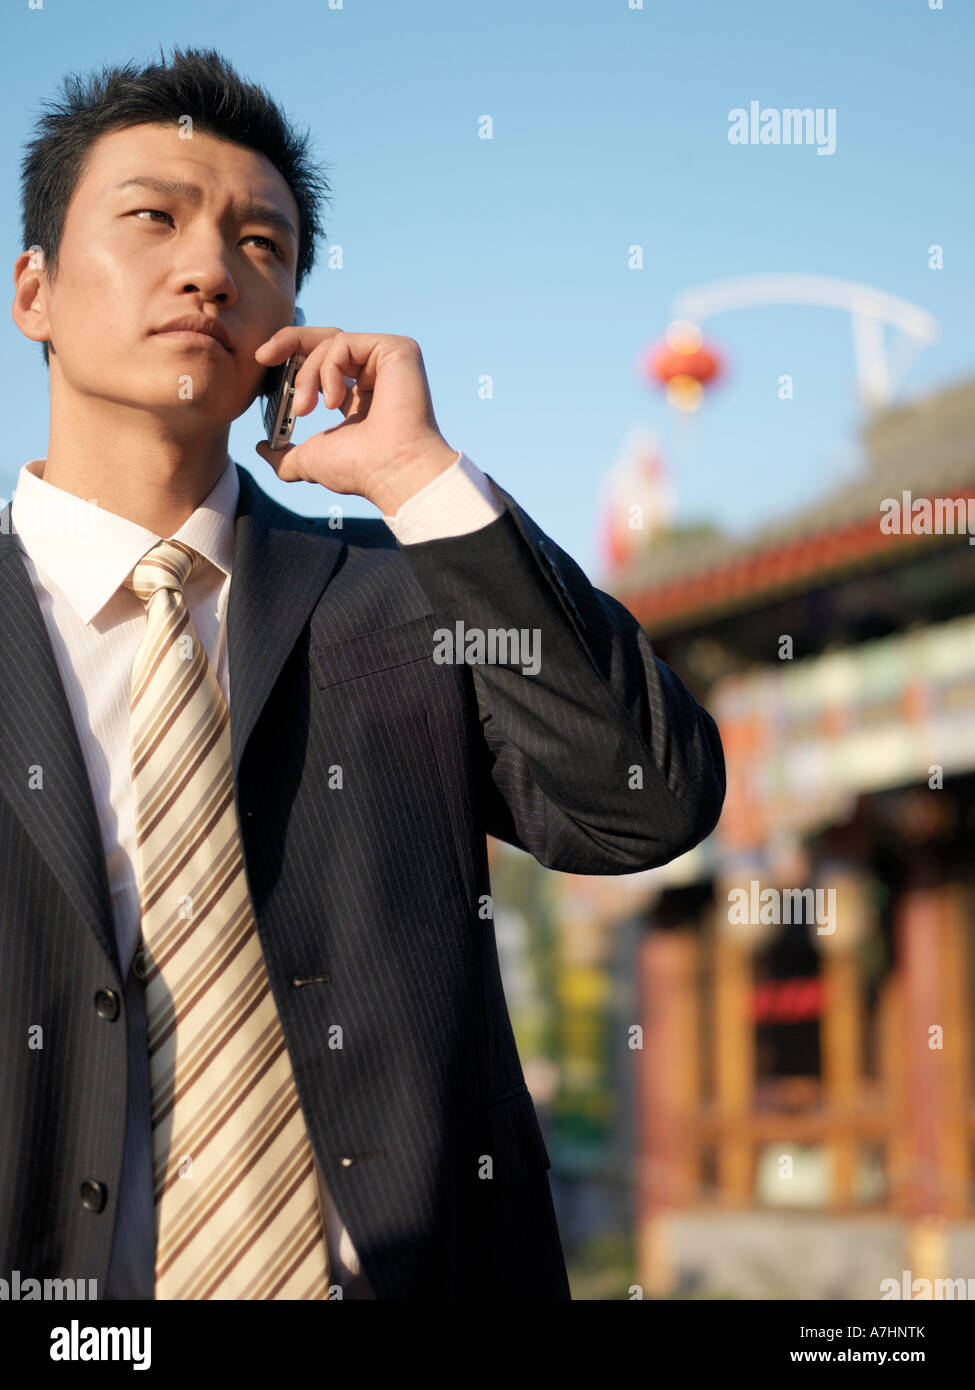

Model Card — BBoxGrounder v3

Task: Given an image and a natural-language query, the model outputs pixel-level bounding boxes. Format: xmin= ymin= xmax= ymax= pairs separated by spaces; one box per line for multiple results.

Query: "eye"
xmin=128 ymin=211 xmax=282 ymax=259
xmin=242 ymin=234 xmax=282 ymax=258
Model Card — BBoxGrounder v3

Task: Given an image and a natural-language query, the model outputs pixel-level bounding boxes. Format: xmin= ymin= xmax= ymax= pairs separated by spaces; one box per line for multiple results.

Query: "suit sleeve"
xmin=394 ymin=474 xmax=726 ymax=875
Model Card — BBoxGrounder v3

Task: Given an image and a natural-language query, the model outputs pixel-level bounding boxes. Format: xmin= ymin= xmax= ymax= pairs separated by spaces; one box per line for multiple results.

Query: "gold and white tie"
xmin=125 ymin=538 xmax=332 ymax=1300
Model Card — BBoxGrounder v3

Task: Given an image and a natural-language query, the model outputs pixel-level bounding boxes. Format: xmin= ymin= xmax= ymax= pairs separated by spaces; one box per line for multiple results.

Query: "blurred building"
xmin=537 ymin=374 xmax=975 ymax=1297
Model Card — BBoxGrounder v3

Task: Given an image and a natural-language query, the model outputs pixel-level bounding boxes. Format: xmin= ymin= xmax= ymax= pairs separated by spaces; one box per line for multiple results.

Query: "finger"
xmin=295 ymin=345 xmax=357 ymax=415
xmin=253 ymin=328 xmax=302 ymax=366
xmin=322 ymin=371 xmax=358 ymax=415
xmin=321 ymin=333 xmax=385 ymax=394
xmin=291 ymin=340 xmax=362 ymax=415
xmin=254 ymin=324 xmax=342 ymax=365
xmin=325 ymin=363 xmax=359 ymax=412
xmin=291 ymin=339 xmax=334 ymax=413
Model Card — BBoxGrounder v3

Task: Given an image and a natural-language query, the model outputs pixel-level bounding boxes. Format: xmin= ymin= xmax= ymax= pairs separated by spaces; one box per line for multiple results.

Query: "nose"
xmin=170 ymin=229 xmax=238 ymax=308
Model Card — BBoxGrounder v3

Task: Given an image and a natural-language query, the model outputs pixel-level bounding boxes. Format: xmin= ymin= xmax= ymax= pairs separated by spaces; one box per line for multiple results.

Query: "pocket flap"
xmin=310 ymin=613 xmax=437 ymax=688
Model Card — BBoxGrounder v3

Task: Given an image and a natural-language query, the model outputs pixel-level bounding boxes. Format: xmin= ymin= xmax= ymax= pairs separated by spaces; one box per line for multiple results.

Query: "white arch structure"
xmin=670 ymin=273 xmax=940 ymax=409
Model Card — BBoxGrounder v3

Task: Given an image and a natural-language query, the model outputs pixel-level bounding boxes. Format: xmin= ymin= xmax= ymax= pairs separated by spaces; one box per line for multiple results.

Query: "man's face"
xmin=20 ymin=121 xmax=300 ymax=426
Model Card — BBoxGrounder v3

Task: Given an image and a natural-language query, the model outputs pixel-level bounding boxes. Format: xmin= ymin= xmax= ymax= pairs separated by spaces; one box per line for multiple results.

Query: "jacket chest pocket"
xmin=309 ymin=612 xmax=439 ymax=689
xmin=307 ymin=611 xmax=475 ymax=912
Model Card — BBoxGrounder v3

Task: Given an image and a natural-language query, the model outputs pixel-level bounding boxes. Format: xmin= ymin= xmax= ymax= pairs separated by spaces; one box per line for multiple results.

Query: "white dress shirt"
xmin=9 ymin=447 xmax=503 ymax=1300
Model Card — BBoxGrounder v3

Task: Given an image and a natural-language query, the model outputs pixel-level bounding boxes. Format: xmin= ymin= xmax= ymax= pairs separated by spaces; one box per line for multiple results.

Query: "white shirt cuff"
xmin=382 ymin=451 xmax=504 ymax=543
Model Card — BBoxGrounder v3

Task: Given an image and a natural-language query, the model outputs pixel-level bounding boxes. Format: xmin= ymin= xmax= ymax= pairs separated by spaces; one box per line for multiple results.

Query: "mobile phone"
xmin=261 ymin=307 xmax=306 ymax=450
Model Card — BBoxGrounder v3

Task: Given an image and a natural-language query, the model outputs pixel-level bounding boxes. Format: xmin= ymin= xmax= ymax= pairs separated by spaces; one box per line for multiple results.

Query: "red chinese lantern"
xmin=641 ymin=320 xmax=724 ymax=411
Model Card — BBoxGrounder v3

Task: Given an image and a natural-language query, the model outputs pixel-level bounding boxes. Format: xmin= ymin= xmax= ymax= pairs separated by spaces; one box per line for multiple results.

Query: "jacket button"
xmin=131 ymin=946 xmax=149 ymax=981
xmin=94 ymin=988 xmax=120 ymax=1021
xmin=80 ymin=1179 xmax=107 ymax=1212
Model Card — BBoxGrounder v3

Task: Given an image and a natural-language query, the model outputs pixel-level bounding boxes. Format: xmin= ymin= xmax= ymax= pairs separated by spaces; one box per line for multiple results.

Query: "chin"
xmin=136 ymin=373 xmax=243 ymax=413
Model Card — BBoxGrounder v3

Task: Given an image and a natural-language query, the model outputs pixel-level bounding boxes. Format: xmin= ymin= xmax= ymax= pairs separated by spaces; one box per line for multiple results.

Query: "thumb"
xmin=255 ymin=438 xmax=304 ymax=482
xmin=255 ymin=438 xmax=288 ymax=462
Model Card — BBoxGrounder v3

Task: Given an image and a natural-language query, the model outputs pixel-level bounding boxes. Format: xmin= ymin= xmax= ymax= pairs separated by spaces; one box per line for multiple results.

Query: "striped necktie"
xmin=124 ymin=538 xmax=332 ymax=1299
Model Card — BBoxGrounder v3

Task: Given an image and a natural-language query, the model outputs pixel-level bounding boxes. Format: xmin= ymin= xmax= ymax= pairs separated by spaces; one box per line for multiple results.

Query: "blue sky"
xmin=0 ymin=0 xmax=971 ymax=581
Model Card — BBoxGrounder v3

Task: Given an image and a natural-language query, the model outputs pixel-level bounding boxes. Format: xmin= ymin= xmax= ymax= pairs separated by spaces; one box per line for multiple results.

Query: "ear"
xmin=11 ymin=246 xmax=53 ymax=346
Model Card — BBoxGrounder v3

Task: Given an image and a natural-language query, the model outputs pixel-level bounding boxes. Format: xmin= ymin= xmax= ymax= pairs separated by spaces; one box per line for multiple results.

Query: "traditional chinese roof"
xmin=608 ymin=375 xmax=975 ymax=636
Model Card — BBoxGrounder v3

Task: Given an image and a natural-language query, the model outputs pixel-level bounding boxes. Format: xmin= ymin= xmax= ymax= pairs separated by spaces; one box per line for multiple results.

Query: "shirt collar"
xmin=9 ymin=454 xmax=239 ymax=626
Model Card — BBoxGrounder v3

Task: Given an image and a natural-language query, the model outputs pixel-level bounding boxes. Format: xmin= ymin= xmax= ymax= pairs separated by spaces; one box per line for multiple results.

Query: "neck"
xmin=41 ymin=378 xmax=233 ymax=536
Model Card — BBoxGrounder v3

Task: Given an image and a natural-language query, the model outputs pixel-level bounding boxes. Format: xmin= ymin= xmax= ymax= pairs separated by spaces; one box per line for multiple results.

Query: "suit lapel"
xmin=0 ymin=512 xmax=118 ymax=971
xmin=0 ymin=466 xmax=345 ymax=970
xmin=227 ymin=465 xmax=345 ymax=782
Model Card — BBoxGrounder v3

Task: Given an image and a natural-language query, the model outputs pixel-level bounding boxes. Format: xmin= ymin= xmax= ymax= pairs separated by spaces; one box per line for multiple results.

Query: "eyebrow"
xmin=114 ymin=176 xmax=297 ymax=243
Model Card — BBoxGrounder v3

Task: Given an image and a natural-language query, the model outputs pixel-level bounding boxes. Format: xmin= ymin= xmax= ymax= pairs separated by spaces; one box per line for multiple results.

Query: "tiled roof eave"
xmin=617 ymin=506 xmax=974 ymax=635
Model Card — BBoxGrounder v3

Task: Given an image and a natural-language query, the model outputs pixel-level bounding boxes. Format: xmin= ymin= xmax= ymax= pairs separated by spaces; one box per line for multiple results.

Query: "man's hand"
xmin=253 ymin=327 xmax=459 ymax=514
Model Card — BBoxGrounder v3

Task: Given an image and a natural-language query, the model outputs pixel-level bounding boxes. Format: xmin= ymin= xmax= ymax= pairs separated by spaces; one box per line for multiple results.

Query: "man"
xmin=0 ymin=47 xmax=725 ymax=1300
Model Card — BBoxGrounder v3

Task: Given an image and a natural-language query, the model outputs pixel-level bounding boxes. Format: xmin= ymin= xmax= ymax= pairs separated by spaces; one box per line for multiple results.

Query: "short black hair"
xmin=19 ymin=45 xmax=332 ymax=366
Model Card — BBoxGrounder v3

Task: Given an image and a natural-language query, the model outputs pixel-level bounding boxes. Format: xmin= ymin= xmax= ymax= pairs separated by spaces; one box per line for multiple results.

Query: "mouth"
xmin=152 ymin=330 xmax=232 ymax=354
xmin=150 ymin=317 xmax=234 ymax=353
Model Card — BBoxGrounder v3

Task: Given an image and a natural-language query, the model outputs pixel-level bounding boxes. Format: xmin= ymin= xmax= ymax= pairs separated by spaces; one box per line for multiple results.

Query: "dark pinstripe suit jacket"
xmin=0 ymin=463 xmax=725 ymax=1300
